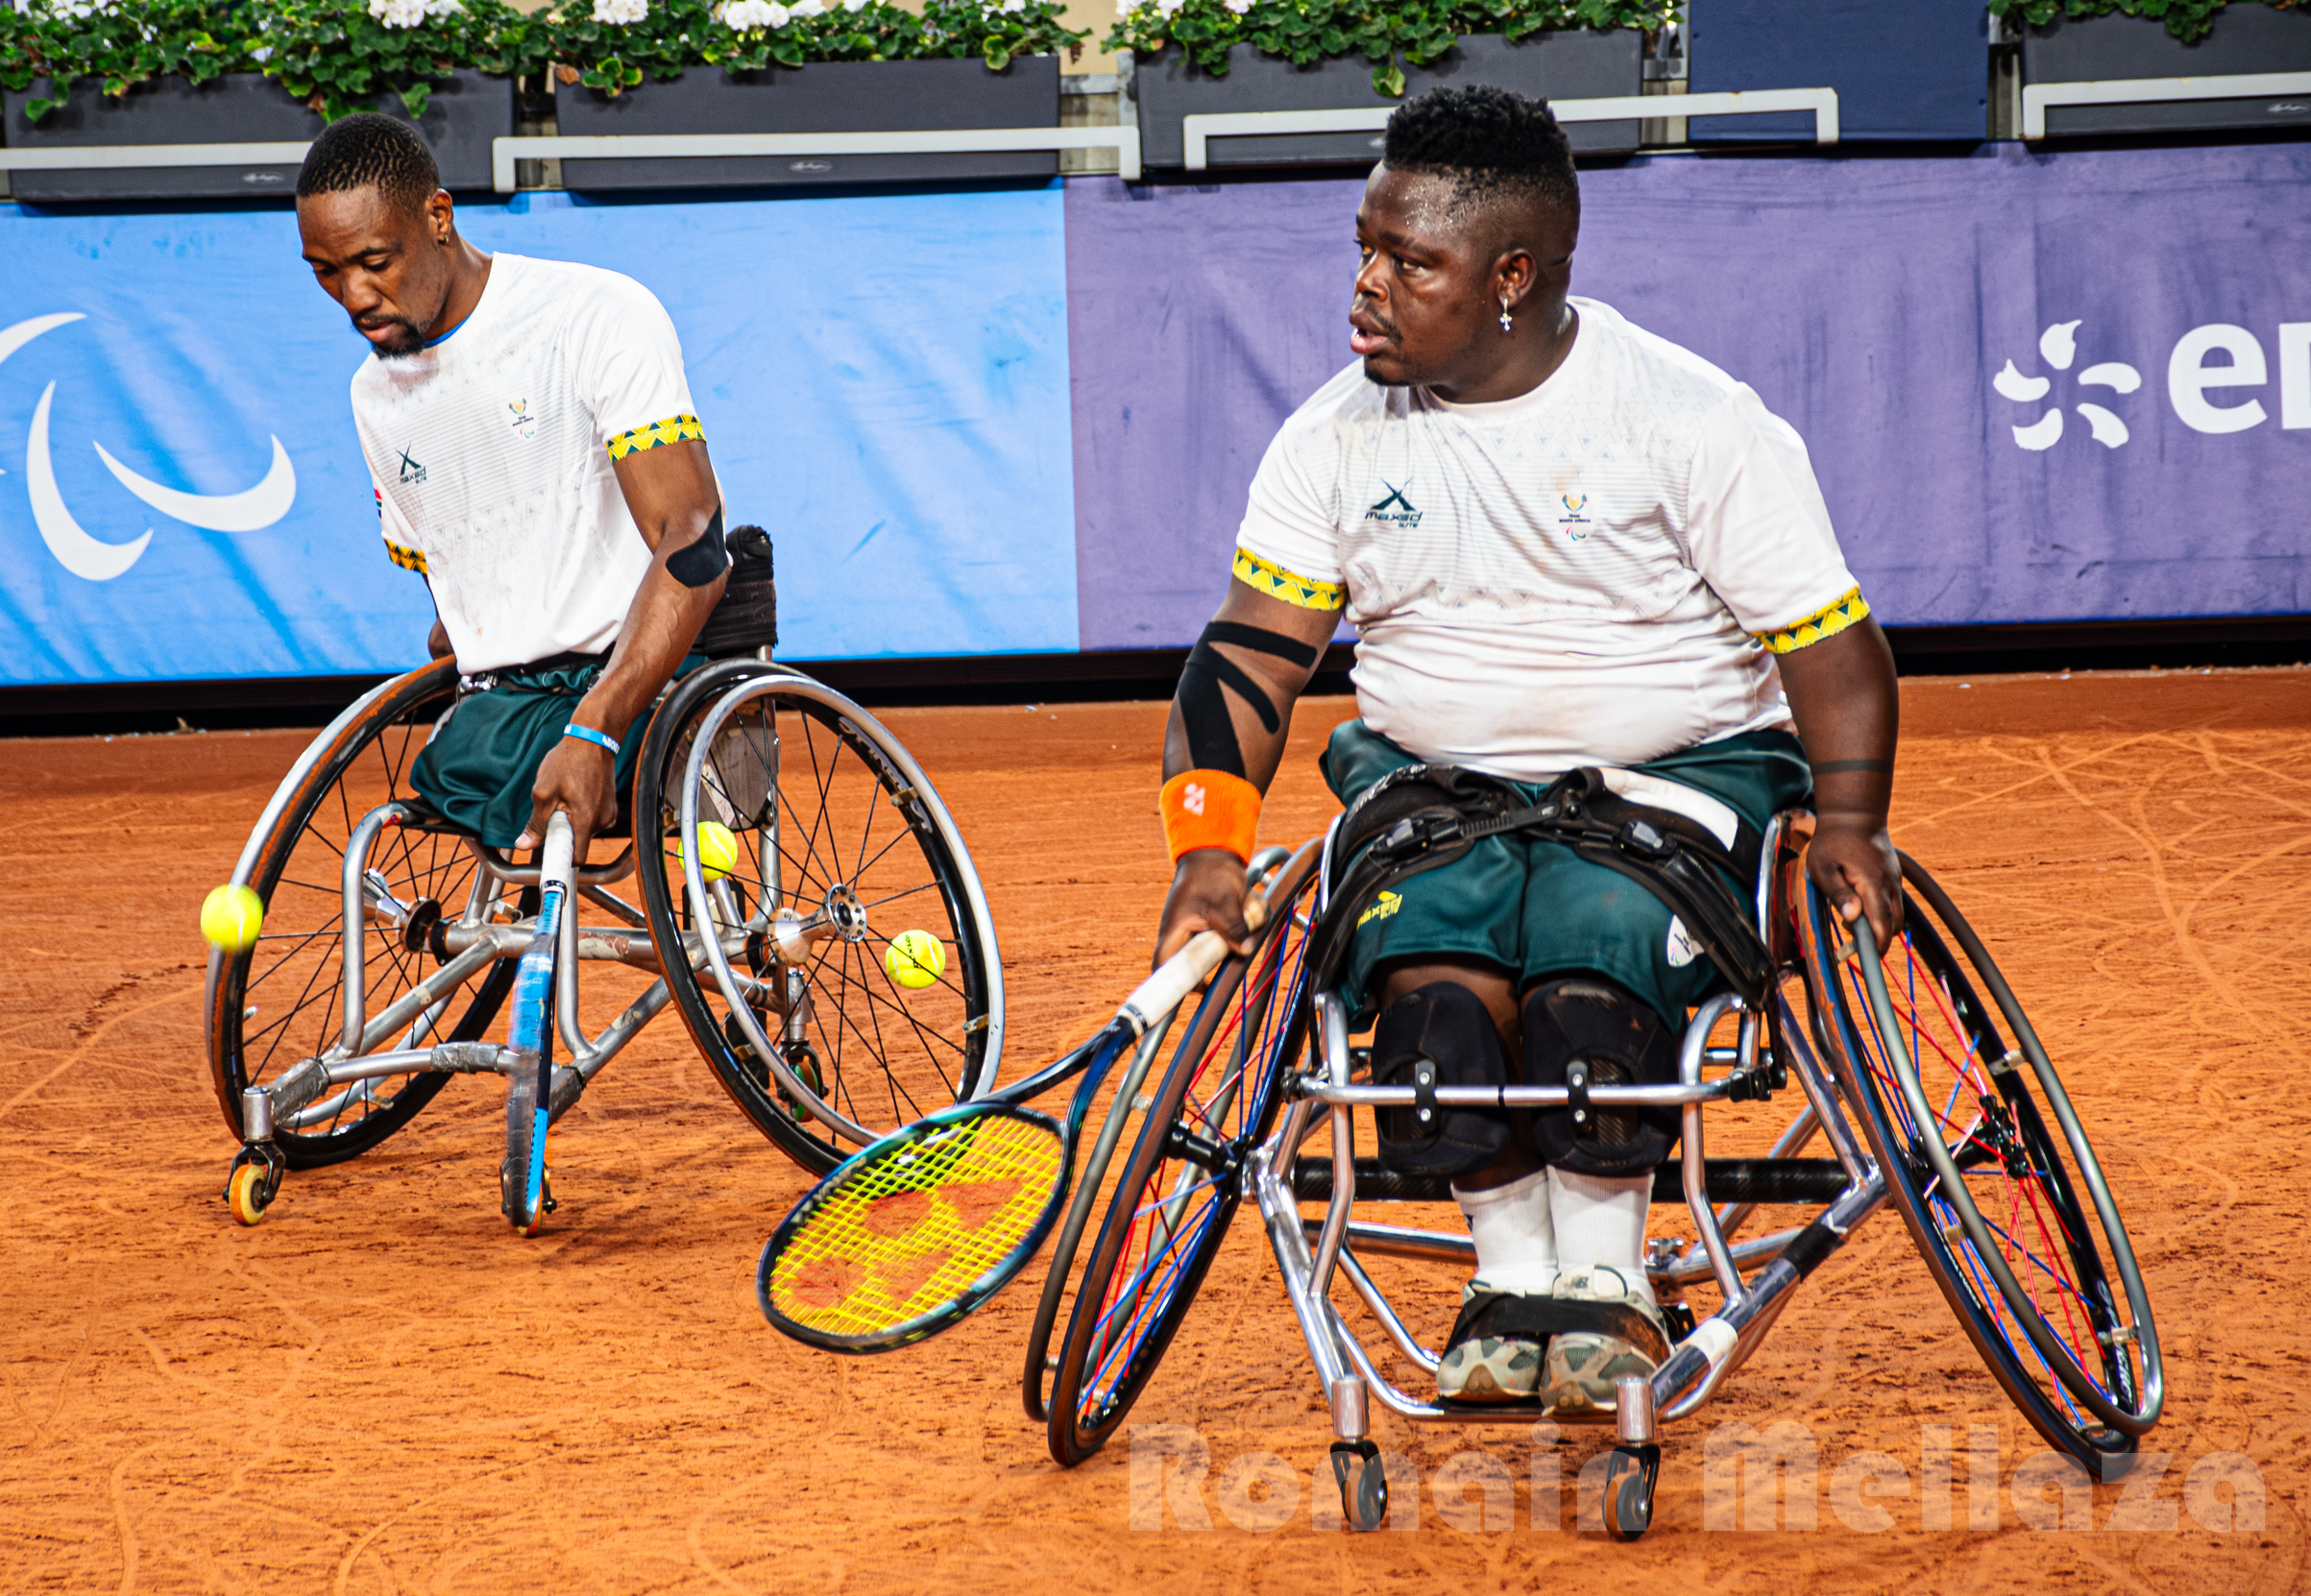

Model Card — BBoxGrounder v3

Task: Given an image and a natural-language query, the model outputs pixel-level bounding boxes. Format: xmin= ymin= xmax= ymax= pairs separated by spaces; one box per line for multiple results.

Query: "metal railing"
xmin=0 ymin=126 xmax=1147 ymax=188
xmin=1180 ymin=86 xmax=1840 ymax=170
xmin=2021 ymin=69 xmax=2311 ymax=138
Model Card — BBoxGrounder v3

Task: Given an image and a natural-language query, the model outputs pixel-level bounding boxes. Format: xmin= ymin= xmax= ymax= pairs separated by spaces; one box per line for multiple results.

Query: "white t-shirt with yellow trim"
xmin=1234 ymin=298 xmax=1865 ymax=784
xmin=351 ymin=251 xmax=704 ymax=673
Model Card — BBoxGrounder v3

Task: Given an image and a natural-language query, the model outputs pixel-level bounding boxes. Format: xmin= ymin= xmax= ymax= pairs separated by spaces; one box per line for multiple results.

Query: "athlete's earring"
xmin=1498 ymin=295 xmax=1515 ymax=334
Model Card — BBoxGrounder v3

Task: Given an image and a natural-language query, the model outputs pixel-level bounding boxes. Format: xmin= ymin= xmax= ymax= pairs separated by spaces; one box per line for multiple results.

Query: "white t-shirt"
xmin=351 ymin=252 xmax=704 ymax=673
xmin=1234 ymin=298 xmax=1866 ymax=783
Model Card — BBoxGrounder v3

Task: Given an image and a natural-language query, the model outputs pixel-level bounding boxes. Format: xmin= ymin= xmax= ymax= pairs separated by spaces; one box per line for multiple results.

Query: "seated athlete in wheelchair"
xmin=1069 ymin=91 xmax=2158 ymax=1529
xmin=205 ymin=113 xmax=1002 ymax=1230
xmin=1152 ymin=84 xmax=1903 ymax=1415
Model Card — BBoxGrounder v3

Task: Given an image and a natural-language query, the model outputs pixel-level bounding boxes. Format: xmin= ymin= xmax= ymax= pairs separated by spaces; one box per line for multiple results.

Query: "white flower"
xmin=369 ymin=0 xmax=426 ymax=28
xmin=591 ymin=0 xmax=646 ymax=23
xmin=42 ymin=0 xmax=117 ymax=18
xmin=1154 ymin=0 xmax=1182 ymax=14
xmin=716 ymin=0 xmax=782 ymax=27
xmin=1223 ymin=0 xmax=1250 ymax=12
xmin=250 ymin=42 xmax=271 ymax=59
xmin=788 ymin=0 xmax=824 ymax=15
xmin=843 ymin=0 xmax=868 ymax=12
xmin=997 ymin=0 xmax=1024 ymax=12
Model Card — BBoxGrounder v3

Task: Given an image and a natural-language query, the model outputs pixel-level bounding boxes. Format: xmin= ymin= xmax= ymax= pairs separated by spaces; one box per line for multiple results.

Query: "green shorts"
xmin=411 ymin=654 xmax=703 ymax=849
xmin=1321 ymin=721 xmax=1812 ymax=1032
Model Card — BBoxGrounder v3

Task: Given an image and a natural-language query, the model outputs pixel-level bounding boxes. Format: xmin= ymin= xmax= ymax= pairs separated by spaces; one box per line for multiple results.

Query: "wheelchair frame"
xmin=1061 ymin=802 xmax=2162 ymax=1536
xmin=212 ymin=659 xmax=1005 ymax=1229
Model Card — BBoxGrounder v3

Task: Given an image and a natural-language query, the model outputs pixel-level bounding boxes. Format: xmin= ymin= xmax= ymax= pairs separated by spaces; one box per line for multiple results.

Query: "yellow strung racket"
xmin=758 ymin=892 xmax=1270 ymax=1354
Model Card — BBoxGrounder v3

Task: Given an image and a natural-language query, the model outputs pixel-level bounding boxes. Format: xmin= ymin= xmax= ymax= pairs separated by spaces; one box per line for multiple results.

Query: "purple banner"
xmin=1064 ymin=144 xmax=2311 ymax=651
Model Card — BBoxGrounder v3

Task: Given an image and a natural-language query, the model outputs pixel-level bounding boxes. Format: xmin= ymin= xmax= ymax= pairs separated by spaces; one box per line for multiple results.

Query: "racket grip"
xmin=541 ymin=810 xmax=575 ymax=887
xmin=1120 ymin=930 xmax=1229 ymax=1034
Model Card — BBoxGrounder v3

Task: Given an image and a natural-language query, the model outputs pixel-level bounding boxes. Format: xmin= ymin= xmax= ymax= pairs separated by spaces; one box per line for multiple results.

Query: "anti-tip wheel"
xmin=1605 ymin=1444 xmax=1658 ymax=1542
xmin=1329 ymin=1440 xmax=1387 ymax=1532
xmin=226 ymin=1163 xmax=270 ymax=1227
xmin=499 ymin=1153 xmax=556 ymax=1238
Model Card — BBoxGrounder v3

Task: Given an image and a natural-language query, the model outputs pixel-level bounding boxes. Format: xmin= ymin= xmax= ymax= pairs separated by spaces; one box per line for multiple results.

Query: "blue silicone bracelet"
xmin=563 ymin=722 xmax=620 ymax=757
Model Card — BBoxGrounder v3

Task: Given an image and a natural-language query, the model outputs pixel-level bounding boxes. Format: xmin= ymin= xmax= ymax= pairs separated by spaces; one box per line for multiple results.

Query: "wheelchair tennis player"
xmin=294 ymin=113 xmax=733 ymax=860
xmin=1151 ymin=85 xmax=1905 ymax=1416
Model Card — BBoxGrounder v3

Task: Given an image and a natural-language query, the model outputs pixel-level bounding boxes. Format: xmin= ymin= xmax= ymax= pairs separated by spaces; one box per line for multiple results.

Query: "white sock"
xmin=1451 ymin=1170 xmax=1557 ymax=1296
xmin=1547 ymin=1168 xmax=1657 ymax=1308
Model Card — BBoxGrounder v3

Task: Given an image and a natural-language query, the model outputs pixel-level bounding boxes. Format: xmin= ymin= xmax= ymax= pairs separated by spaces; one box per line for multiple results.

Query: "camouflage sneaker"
xmin=1538 ymin=1267 xmax=1671 ymax=1416
xmin=1436 ymin=1282 xmax=1550 ymax=1404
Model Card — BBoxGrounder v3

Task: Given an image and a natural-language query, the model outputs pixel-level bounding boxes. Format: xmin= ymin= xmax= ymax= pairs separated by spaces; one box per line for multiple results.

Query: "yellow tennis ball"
xmin=201 ymin=883 xmax=264 ymax=953
xmin=885 ymin=930 xmax=945 ymax=990
xmin=687 ymin=820 xmax=739 ymax=883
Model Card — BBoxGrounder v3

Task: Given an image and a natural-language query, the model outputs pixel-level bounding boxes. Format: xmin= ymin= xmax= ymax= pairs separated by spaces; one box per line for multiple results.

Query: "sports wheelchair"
xmin=1021 ymin=770 xmax=2163 ymax=1538
xmin=205 ymin=618 xmax=1004 ymax=1232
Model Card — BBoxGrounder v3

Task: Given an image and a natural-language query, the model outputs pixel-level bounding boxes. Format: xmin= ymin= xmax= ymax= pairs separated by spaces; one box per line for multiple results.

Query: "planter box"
xmin=1131 ymin=32 xmax=1642 ymax=171
xmin=1689 ymin=0 xmax=1986 ymax=142
xmin=2 ymin=70 xmax=515 ymax=203
xmin=2023 ymin=6 xmax=2311 ymax=136
xmin=552 ymin=57 xmax=1059 ymax=191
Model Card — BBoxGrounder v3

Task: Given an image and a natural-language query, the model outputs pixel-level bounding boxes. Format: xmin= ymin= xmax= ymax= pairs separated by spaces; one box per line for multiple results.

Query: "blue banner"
xmin=0 ymin=181 xmax=1077 ymax=686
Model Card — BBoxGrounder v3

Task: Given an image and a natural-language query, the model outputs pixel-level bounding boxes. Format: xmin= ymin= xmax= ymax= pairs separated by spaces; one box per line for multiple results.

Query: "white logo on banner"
xmin=1993 ymin=320 xmax=2141 ymax=450
xmin=1996 ymin=317 xmax=2311 ymax=450
xmin=2 ymin=312 xmax=297 ymax=582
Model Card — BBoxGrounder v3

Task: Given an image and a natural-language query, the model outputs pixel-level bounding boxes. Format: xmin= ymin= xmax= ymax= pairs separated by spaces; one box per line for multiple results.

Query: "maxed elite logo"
xmin=1994 ymin=316 xmax=2311 ymax=449
xmin=1364 ymin=482 xmax=1423 ymax=529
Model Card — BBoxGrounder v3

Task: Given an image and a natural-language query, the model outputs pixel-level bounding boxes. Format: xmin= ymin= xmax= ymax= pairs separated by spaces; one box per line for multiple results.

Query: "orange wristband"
xmin=1160 ymin=769 xmax=1263 ymax=864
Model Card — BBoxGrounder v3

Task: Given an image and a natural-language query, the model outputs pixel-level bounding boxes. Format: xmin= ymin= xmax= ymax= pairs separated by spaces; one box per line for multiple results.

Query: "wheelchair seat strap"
xmin=1313 ymin=763 xmax=1776 ymax=1007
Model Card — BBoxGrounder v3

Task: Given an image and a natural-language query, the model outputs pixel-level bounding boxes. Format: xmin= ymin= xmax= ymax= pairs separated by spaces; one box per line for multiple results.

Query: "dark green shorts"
xmin=411 ymin=655 xmax=703 ymax=849
xmin=1320 ymin=721 xmax=1812 ymax=1032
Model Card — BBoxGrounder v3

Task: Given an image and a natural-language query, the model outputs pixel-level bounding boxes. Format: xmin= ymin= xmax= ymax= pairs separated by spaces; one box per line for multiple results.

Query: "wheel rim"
xmin=217 ymin=663 xmax=514 ymax=1163
xmin=1810 ymin=871 xmax=2158 ymax=1441
xmin=663 ymin=674 xmax=997 ymax=1160
xmin=1065 ymin=878 xmax=1316 ymax=1446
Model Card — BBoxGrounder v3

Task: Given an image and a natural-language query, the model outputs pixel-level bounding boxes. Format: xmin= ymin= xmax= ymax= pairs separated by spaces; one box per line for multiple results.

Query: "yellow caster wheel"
xmin=227 ymin=1164 xmax=271 ymax=1226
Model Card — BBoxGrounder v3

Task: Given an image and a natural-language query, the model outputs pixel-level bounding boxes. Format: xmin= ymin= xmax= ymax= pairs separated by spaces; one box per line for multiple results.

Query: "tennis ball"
xmin=885 ymin=929 xmax=945 ymax=990
xmin=687 ymin=820 xmax=740 ymax=883
xmin=201 ymin=883 xmax=264 ymax=953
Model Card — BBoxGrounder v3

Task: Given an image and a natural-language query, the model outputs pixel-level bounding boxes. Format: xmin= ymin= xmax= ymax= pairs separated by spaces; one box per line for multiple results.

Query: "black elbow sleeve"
xmin=666 ymin=507 xmax=730 ymax=589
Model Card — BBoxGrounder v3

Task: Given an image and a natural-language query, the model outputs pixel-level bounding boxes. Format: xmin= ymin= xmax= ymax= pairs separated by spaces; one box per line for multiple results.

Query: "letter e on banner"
xmin=2169 ymin=325 xmax=2270 ymax=433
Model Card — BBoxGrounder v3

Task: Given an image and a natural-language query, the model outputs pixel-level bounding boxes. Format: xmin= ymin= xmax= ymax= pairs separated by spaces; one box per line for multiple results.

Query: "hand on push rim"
xmin=1153 ymin=846 xmax=1260 ymax=969
xmin=1807 ymin=814 xmax=1904 ymax=955
xmin=516 ymin=736 xmax=620 ymax=863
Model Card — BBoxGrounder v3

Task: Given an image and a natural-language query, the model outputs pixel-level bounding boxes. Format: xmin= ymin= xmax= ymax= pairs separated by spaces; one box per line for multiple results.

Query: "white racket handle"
xmin=540 ymin=810 xmax=575 ymax=890
xmin=1118 ymin=880 xmax=1273 ymax=1035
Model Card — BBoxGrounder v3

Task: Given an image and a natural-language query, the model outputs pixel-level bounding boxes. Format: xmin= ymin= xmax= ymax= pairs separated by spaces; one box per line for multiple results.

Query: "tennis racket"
xmin=501 ymin=811 xmax=572 ymax=1237
xmin=756 ymin=881 xmax=1274 ymax=1353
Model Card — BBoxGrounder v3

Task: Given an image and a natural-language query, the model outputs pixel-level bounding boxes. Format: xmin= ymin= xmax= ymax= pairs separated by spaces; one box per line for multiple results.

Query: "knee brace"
xmin=1372 ymin=980 xmax=1509 ymax=1177
xmin=1521 ymin=978 xmax=1679 ymax=1176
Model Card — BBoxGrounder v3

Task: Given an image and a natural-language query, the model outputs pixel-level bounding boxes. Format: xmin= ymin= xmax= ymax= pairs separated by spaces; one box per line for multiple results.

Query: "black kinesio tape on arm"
xmin=1177 ymin=619 xmax=1324 ymax=778
xmin=666 ymin=507 xmax=730 ymax=589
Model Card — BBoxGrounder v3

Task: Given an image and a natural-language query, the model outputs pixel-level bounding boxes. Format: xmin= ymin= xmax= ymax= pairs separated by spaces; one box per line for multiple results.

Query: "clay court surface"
xmin=2 ymin=667 xmax=2306 ymax=1592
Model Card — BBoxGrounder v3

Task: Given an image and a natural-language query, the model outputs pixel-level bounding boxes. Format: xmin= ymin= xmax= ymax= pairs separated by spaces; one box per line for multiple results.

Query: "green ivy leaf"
xmin=1372 ymin=57 xmax=1404 ymax=95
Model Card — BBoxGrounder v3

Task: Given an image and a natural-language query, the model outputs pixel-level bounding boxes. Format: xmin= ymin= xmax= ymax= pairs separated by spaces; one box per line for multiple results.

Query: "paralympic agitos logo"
xmin=1994 ymin=316 xmax=2311 ymax=450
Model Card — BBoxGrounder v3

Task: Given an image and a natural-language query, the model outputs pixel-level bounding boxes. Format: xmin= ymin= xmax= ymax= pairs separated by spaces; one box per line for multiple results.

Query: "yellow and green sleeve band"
xmin=606 ymin=413 xmax=705 ymax=461
xmin=1757 ymin=588 xmax=1868 ymax=655
xmin=385 ymin=539 xmax=428 ymax=575
xmin=1232 ymin=547 xmax=1345 ymax=611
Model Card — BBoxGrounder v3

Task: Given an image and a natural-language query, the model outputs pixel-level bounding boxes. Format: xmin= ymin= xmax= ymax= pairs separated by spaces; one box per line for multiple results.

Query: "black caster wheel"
xmin=223 ymin=1144 xmax=286 ymax=1227
xmin=1605 ymin=1443 xmax=1660 ymax=1542
xmin=1330 ymin=1439 xmax=1387 ymax=1532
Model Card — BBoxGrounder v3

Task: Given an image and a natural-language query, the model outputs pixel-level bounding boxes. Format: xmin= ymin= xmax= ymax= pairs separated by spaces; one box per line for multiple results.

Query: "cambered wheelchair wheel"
xmin=1046 ymin=845 xmax=1322 ymax=1466
xmin=207 ymin=660 xmax=525 ymax=1169
xmin=1794 ymin=854 xmax=2162 ymax=1472
xmin=634 ymin=661 xmax=1003 ymax=1175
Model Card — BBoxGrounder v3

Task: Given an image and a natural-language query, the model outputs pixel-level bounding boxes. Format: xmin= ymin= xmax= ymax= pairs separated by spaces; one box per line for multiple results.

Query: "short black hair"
xmin=1381 ymin=85 xmax=1580 ymax=220
xmin=296 ymin=112 xmax=441 ymax=218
